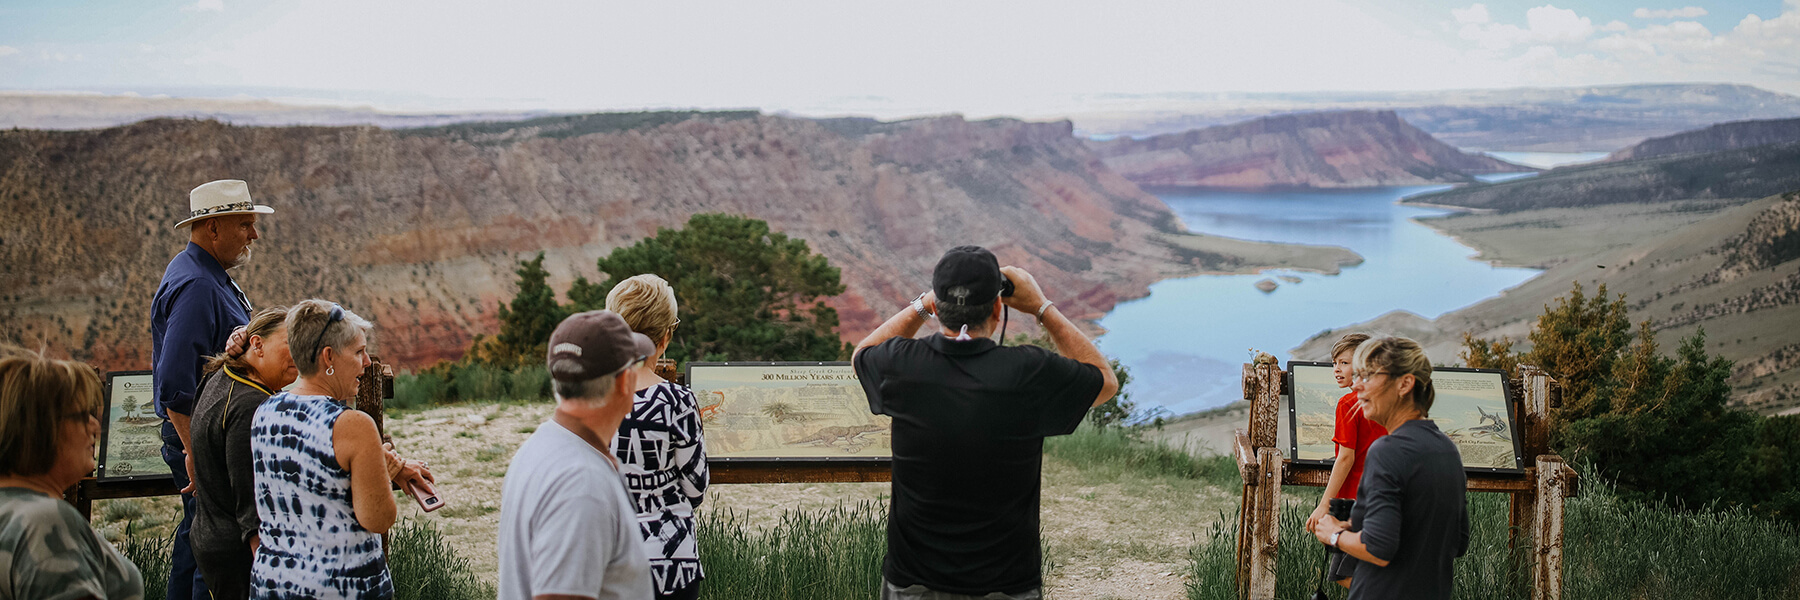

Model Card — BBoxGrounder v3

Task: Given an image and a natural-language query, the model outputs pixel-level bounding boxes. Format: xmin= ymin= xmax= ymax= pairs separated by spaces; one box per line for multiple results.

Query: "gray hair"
xmin=550 ymin=359 xmax=619 ymax=405
xmin=287 ymin=299 xmax=373 ymax=376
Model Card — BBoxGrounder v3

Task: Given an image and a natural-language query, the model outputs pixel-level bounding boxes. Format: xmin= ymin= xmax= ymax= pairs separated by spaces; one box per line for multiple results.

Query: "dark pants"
xmin=882 ymin=579 xmax=1041 ymax=600
xmin=193 ymin=536 xmax=252 ymax=600
xmin=162 ymin=421 xmax=211 ymax=600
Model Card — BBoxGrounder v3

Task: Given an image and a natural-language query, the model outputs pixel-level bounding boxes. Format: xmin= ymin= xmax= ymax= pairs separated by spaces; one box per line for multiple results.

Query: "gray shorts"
xmin=882 ymin=579 xmax=1042 ymax=600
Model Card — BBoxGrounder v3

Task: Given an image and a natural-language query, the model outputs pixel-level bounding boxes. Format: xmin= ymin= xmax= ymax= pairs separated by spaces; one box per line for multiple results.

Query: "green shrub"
xmin=388 ymin=518 xmax=495 ymax=600
xmin=451 ymin=363 xmax=506 ymax=403
xmin=698 ymin=501 xmax=886 ymax=600
xmin=508 ymin=365 xmax=551 ymax=401
xmin=392 ymin=371 xmax=452 ymax=409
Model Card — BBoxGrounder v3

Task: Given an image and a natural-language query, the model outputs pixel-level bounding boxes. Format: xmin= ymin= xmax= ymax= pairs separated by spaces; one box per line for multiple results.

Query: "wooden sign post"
xmin=1231 ymin=362 xmax=1577 ymax=600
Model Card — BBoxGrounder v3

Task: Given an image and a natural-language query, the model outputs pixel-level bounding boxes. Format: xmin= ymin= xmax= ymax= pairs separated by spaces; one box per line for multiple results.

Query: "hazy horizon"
xmin=3 ymin=1 xmax=1796 ymax=120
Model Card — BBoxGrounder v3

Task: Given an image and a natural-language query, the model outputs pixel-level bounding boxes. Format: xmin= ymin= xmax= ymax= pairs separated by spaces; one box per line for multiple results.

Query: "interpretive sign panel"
xmin=686 ymin=362 xmax=891 ymax=459
xmin=1287 ymin=362 xmax=1523 ymax=473
xmin=99 ymin=371 xmax=173 ymax=482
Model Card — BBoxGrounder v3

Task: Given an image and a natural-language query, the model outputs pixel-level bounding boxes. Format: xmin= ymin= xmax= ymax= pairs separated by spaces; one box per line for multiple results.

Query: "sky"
xmin=1 ymin=1 xmax=1796 ymax=118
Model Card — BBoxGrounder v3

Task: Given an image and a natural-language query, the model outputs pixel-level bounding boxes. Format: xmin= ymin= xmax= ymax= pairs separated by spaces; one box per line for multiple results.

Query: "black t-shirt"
xmin=1347 ymin=419 xmax=1471 ymax=600
xmin=854 ymin=335 xmax=1104 ymax=595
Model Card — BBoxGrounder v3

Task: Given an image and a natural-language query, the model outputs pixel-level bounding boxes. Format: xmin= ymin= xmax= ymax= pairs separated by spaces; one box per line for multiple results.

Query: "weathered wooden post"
xmin=1233 ymin=360 xmax=1284 ymax=600
xmin=1532 ymin=455 xmax=1569 ymax=600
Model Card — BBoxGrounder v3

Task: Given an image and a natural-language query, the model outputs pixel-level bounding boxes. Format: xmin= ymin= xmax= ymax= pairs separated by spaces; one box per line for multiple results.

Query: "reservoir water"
xmin=1096 ymin=183 xmax=1545 ymax=416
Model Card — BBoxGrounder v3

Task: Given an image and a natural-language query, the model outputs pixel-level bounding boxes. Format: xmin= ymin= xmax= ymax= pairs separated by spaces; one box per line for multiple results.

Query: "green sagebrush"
xmin=117 ymin=517 xmax=491 ymax=600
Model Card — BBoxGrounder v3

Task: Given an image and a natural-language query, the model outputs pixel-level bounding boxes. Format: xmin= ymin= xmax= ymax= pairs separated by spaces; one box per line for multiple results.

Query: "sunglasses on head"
xmin=309 ymin=304 xmax=344 ymax=361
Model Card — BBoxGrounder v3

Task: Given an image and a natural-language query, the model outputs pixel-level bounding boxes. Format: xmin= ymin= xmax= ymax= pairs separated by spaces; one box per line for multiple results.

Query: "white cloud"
xmin=182 ymin=0 xmax=224 ymax=13
xmin=1458 ymin=4 xmax=1593 ymax=49
xmin=1453 ymin=4 xmax=1490 ymax=24
xmin=1634 ymin=7 xmax=1708 ymax=19
xmin=1525 ymin=5 xmax=1595 ymax=44
xmin=1601 ymin=20 xmax=1630 ymax=32
xmin=0 ymin=46 xmax=18 ymax=58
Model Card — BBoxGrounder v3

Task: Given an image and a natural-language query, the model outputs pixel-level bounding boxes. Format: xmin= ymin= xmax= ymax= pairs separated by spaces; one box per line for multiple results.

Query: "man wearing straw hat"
xmin=150 ymin=179 xmax=273 ymax=600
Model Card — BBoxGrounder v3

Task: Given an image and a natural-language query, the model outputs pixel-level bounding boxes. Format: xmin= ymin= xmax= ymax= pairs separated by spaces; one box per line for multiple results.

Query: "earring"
xmin=326 ymin=366 xmax=334 ymax=376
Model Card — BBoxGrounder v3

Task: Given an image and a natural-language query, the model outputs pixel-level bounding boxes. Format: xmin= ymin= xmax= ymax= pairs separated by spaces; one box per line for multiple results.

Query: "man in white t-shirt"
xmin=498 ymin=310 xmax=656 ymax=600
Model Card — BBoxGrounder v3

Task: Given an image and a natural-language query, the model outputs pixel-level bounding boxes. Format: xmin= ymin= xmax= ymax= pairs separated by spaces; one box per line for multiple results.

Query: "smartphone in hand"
xmin=406 ymin=478 xmax=445 ymax=512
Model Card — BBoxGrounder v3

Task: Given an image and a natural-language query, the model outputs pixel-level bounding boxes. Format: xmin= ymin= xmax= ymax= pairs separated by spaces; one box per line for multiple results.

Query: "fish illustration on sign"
xmin=1467 ymin=405 xmax=1510 ymax=442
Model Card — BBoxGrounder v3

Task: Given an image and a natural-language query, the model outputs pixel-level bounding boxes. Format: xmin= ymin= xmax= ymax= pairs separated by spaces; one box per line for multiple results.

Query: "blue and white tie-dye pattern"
xmin=249 ymin=392 xmax=393 ymax=600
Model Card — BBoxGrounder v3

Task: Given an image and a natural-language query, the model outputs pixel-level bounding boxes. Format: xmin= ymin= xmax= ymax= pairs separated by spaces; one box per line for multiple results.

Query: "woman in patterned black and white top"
xmin=248 ymin=300 xmax=422 ymax=600
xmin=607 ymin=274 xmax=710 ymax=600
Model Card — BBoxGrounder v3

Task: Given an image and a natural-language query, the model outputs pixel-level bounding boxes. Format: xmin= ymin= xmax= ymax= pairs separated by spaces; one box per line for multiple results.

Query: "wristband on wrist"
xmin=911 ymin=292 xmax=933 ymax=320
xmin=1035 ymin=301 xmax=1055 ymax=320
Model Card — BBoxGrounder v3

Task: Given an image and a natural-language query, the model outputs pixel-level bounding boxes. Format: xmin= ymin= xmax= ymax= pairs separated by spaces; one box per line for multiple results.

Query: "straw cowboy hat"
xmin=174 ymin=179 xmax=274 ymax=229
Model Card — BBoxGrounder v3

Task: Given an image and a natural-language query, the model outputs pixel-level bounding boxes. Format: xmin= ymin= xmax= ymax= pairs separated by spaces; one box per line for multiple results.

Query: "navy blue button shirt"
xmin=151 ymin=242 xmax=251 ymax=420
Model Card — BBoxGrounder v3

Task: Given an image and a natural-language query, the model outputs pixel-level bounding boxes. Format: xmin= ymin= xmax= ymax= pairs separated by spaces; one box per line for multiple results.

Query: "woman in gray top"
xmin=189 ymin=306 xmax=293 ymax=600
xmin=1311 ymin=337 xmax=1470 ymax=600
xmin=0 ymin=347 xmax=145 ymax=600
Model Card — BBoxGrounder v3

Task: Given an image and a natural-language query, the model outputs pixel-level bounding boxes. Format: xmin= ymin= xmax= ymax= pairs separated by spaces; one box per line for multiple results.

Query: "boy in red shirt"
xmin=1305 ymin=333 xmax=1387 ymax=587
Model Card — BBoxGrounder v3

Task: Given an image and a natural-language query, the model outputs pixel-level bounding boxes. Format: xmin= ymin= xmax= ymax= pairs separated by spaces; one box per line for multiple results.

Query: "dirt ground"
xmin=93 ymin=400 xmax=1239 ymax=599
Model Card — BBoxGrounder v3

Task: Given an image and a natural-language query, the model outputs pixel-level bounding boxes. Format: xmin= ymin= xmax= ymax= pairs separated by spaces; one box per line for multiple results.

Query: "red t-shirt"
xmin=1331 ymin=390 xmax=1388 ymax=500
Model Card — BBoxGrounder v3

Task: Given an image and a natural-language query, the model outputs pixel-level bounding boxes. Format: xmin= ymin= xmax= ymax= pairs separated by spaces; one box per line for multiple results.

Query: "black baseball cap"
xmin=546 ymin=310 xmax=655 ymax=381
xmin=933 ymin=245 xmax=1008 ymax=307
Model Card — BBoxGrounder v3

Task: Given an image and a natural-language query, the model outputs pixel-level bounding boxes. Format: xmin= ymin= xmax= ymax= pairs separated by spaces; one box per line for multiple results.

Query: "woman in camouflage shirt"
xmin=0 ymin=348 xmax=144 ymax=600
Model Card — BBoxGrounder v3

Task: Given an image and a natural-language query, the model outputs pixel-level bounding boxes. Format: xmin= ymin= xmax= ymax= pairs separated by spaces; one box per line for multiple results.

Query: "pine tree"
xmin=493 ymin=253 xmax=567 ymax=367
xmin=568 ymin=214 xmax=847 ymax=363
xmin=1524 ymin=281 xmax=1631 ymax=420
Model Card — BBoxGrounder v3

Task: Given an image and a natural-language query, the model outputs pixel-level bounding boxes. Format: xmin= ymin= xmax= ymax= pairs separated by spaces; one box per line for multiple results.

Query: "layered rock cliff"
xmin=1085 ymin=110 xmax=1525 ymax=189
xmin=1608 ymin=117 xmax=1800 ymax=162
xmin=2 ymin=113 xmax=1347 ymax=370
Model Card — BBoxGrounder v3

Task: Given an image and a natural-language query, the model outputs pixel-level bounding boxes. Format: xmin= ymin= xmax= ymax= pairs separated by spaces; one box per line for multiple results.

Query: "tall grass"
xmin=697 ymin=501 xmax=887 ymax=600
xmin=113 ymin=518 xmax=491 ymax=600
xmin=387 ymin=518 xmax=495 ymax=600
xmin=450 ymin=363 xmax=507 ymax=404
xmin=1044 ymin=422 xmax=1239 ymax=486
xmin=1185 ymin=475 xmax=1800 ymax=600
xmin=118 ymin=520 xmax=171 ymax=600
xmin=391 ymin=371 xmax=451 ymax=410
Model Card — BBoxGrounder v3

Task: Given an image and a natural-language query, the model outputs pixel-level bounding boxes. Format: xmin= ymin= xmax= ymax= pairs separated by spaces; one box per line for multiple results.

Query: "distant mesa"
xmin=1607 ymin=117 xmax=1800 ymax=162
xmin=1087 ymin=110 xmax=1529 ymax=190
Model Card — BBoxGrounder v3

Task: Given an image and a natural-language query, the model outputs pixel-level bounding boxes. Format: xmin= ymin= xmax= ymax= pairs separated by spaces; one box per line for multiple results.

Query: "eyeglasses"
xmin=1352 ymin=371 xmax=1393 ymax=383
xmin=309 ymin=304 xmax=345 ymax=361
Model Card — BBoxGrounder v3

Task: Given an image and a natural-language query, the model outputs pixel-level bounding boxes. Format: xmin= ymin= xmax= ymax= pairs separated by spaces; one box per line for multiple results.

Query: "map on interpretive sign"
xmin=100 ymin=371 xmax=173 ymax=481
xmin=686 ymin=362 xmax=891 ymax=459
xmin=1288 ymin=362 xmax=1523 ymax=473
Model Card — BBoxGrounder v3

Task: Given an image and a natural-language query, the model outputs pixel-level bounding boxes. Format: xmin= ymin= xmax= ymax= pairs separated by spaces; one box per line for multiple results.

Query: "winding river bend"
xmin=1096 ymin=152 xmax=1604 ymax=416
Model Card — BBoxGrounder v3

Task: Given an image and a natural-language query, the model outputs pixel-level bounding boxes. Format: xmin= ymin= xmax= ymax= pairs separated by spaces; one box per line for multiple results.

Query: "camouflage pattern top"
xmin=0 ymin=487 xmax=144 ymax=600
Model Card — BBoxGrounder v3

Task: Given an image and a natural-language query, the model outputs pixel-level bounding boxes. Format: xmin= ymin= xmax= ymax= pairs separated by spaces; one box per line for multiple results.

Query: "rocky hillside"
xmin=0 ymin=113 xmax=1357 ymax=371
xmin=1405 ymin=142 xmax=1800 ymax=212
xmin=1607 ymin=117 xmax=1800 ymax=162
xmin=1085 ymin=110 xmax=1523 ymax=189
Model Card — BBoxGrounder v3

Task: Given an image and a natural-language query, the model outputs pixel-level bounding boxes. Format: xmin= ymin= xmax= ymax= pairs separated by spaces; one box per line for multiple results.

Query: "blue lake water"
xmin=1482 ymin=151 xmax=1610 ymax=169
xmin=1095 ymin=185 xmax=1542 ymax=416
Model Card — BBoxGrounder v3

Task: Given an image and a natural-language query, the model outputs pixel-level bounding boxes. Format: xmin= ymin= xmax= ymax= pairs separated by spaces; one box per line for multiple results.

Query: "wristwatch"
xmin=911 ymin=292 xmax=933 ymax=320
xmin=1328 ymin=530 xmax=1343 ymax=548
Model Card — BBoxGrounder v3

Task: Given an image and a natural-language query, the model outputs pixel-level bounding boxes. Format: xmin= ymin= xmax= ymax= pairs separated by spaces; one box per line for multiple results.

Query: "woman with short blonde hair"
xmin=606 ymin=274 xmax=710 ymax=600
xmin=0 ymin=348 xmax=144 ymax=599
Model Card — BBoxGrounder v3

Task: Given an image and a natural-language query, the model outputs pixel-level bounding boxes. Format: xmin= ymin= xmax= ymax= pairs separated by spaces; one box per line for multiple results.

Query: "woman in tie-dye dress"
xmin=248 ymin=300 xmax=397 ymax=599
